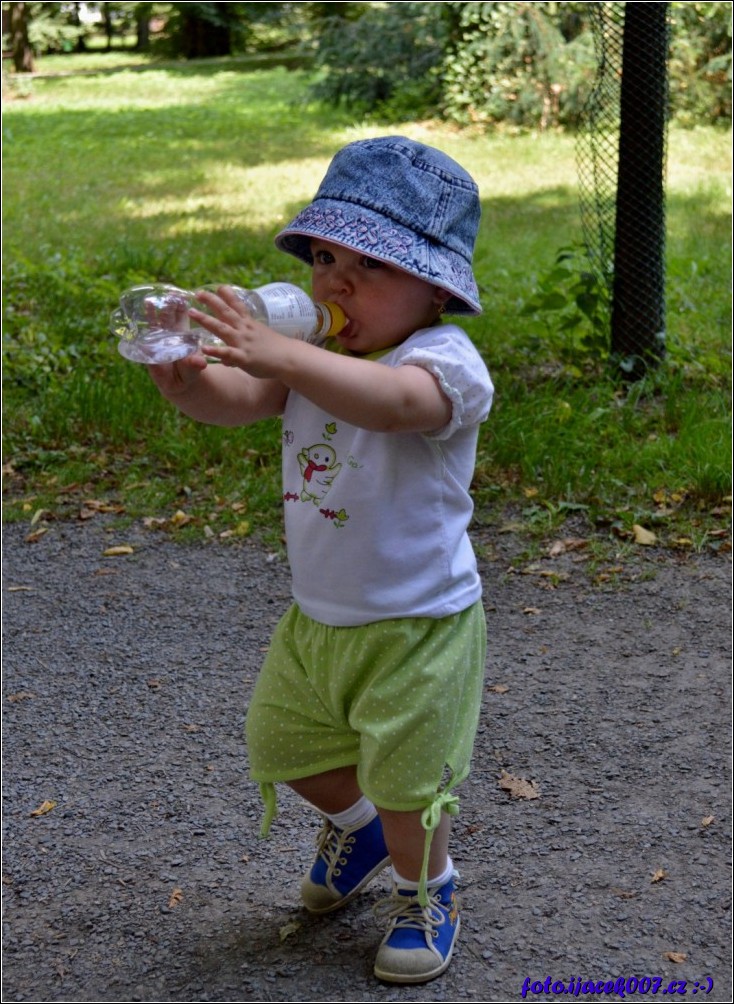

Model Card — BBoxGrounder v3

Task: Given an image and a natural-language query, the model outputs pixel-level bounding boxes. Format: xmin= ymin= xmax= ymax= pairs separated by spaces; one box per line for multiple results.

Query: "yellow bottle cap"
xmin=321 ymin=301 xmax=347 ymax=337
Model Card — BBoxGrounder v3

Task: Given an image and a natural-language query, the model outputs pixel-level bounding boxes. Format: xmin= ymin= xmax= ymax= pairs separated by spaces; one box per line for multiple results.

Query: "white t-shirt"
xmin=281 ymin=324 xmax=494 ymax=627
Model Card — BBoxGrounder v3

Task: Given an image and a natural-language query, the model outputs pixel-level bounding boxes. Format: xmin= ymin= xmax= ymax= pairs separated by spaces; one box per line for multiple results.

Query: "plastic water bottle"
xmin=111 ymin=282 xmax=347 ymax=364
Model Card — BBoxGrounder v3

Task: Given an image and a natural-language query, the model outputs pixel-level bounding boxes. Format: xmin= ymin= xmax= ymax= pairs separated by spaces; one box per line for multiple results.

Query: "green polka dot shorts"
xmin=246 ymin=600 xmax=487 ymax=812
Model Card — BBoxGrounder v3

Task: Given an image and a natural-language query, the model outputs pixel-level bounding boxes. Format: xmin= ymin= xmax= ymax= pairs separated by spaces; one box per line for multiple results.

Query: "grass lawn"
xmin=2 ymin=58 xmax=731 ymax=557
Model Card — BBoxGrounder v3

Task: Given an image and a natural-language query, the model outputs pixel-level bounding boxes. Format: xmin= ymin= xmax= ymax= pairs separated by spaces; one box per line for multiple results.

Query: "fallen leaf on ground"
xmin=548 ymin=538 xmax=588 ymax=557
xmin=7 ymin=691 xmax=36 ymax=702
xmin=519 ymin=563 xmax=542 ymax=575
xmin=26 ymin=528 xmax=49 ymax=543
xmin=633 ymin=524 xmax=657 ymax=546
xmin=523 ymin=607 xmax=541 ymax=615
xmin=498 ymin=770 xmax=540 ymax=800
xmin=610 ymin=888 xmax=638 ymax=899
xmin=168 ymin=888 xmax=183 ymax=909
xmin=664 ymin=952 xmax=687 ymax=964
xmin=701 ymin=815 xmax=715 ymax=828
xmin=83 ymin=500 xmax=125 ymax=513
xmin=7 ymin=586 xmax=33 ymax=592
xmin=651 ymin=868 xmax=667 ymax=883
xmin=279 ymin=920 xmax=302 ymax=943
xmin=30 ymin=508 xmax=48 ymax=526
xmin=103 ymin=545 xmax=134 ymax=557
xmin=30 ymin=800 xmax=57 ymax=817
xmin=169 ymin=510 xmax=192 ymax=527
xmin=488 ymin=684 xmax=510 ymax=694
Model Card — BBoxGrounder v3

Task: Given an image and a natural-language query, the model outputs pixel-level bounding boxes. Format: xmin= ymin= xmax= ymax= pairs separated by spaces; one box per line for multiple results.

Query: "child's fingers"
xmin=194 ymin=285 xmax=248 ymax=320
xmin=188 ymin=306 xmax=237 ymax=343
xmin=200 ymin=346 xmax=241 ymax=369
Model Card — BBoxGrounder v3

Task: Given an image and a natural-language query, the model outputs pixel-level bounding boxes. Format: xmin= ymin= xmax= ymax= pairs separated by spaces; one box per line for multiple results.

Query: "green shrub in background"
xmin=310 ymin=0 xmax=731 ymax=130
xmin=311 ymin=1 xmax=446 ymax=121
xmin=439 ymin=1 xmax=596 ymax=130
xmin=668 ymin=1 xmax=733 ymax=125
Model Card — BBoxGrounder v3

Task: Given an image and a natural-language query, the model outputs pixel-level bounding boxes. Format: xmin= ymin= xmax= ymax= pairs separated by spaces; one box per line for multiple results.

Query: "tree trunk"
xmin=10 ymin=2 xmax=35 ymax=73
xmin=103 ymin=6 xmax=114 ymax=52
xmin=611 ymin=2 xmax=669 ymax=377
xmin=72 ymin=3 xmax=87 ymax=53
xmin=135 ymin=12 xmax=151 ymax=52
xmin=180 ymin=8 xmax=231 ymax=60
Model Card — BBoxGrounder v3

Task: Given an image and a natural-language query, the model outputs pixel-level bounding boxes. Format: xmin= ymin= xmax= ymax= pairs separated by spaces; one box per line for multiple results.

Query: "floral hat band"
xmin=275 ymin=137 xmax=482 ymax=316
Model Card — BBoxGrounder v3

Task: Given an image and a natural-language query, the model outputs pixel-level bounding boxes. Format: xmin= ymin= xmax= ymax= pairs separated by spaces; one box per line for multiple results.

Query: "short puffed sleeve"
xmin=391 ymin=325 xmax=494 ymax=440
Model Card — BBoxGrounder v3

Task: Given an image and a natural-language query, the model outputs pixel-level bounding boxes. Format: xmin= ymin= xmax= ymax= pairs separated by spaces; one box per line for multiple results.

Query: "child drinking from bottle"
xmin=148 ymin=136 xmax=494 ymax=984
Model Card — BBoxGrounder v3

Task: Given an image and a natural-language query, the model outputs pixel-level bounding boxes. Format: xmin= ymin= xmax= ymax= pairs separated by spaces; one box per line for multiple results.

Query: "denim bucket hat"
xmin=275 ymin=136 xmax=482 ymax=315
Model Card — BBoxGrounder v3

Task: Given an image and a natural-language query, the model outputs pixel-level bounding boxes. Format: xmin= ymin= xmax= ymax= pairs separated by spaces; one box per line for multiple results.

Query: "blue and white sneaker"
xmin=301 ymin=812 xmax=390 ymax=914
xmin=373 ymin=877 xmax=460 ymax=984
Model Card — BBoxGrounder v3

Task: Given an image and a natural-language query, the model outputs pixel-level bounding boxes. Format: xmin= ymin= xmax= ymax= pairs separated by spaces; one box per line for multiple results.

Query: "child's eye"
xmin=313 ymin=249 xmax=335 ymax=265
xmin=360 ymin=256 xmax=383 ymax=270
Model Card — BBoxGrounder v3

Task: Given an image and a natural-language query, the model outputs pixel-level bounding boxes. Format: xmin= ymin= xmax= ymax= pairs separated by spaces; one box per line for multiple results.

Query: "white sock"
xmin=321 ymin=795 xmax=376 ymax=830
xmin=393 ymin=856 xmax=454 ymax=890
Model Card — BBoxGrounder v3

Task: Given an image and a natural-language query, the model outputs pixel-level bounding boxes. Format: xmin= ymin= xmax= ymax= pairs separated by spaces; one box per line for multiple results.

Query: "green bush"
xmin=311 ymin=2 xmax=446 ymax=119
xmin=439 ymin=1 xmax=596 ymax=130
xmin=519 ymin=246 xmax=611 ymax=371
xmin=310 ymin=1 xmax=732 ymax=131
xmin=669 ymin=1 xmax=732 ymax=125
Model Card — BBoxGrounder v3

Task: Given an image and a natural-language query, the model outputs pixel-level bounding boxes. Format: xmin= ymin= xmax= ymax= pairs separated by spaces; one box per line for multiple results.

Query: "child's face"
xmin=310 ymin=240 xmax=448 ymax=355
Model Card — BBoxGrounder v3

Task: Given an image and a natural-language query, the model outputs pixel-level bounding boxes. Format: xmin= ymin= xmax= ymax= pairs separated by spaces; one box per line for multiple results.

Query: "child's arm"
xmin=191 ymin=288 xmax=452 ymax=434
xmin=147 ymin=350 xmax=288 ymax=427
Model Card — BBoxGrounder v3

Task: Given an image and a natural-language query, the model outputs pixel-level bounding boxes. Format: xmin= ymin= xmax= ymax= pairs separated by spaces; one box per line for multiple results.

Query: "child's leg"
xmin=288 ymin=767 xmax=391 ymax=914
xmin=378 ymin=808 xmax=450 ymax=882
xmin=287 ymin=765 xmax=362 ymax=813
xmin=373 ymin=808 xmax=459 ymax=985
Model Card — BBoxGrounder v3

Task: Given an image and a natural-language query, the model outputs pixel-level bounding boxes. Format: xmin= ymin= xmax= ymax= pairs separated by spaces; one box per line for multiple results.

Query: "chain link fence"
xmin=577 ymin=2 xmax=670 ymax=378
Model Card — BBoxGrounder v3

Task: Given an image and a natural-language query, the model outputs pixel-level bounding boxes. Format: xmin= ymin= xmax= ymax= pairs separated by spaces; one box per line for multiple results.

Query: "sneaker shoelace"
xmin=314 ymin=819 xmax=355 ymax=878
xmin=374 ymin=889 xmax=447 ymax=940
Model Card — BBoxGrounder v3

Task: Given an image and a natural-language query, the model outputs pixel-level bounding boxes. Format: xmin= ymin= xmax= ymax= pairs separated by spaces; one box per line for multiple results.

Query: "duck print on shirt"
xmin=283 ymin=424 xmax=351 ymax=528
xmin=297 ymin=443 xmax=342 ymax=505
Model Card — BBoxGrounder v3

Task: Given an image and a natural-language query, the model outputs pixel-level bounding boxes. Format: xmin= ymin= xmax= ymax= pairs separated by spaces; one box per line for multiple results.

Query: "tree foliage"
xmin=669 ymin=1 xmax=732 ymax=124
xmin=439 ymin=1 xmax=595 ymax=129
xmin=311 ymin=1 xmax=446 ymax=119
xmin=309 ymin=1 xmax=599 ymax=129
xmin=310 ymin=0 xmax=732 ymax=130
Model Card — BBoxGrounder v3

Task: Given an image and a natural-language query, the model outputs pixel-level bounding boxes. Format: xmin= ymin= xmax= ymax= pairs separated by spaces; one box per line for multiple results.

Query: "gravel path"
xmin=2 ymin=519 xmax=731 ymax=1003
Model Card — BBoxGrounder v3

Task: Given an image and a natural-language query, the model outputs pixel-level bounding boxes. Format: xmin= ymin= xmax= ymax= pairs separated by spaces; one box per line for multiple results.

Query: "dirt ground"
xmin=2 ymin=518 xmax=731 ymax=1003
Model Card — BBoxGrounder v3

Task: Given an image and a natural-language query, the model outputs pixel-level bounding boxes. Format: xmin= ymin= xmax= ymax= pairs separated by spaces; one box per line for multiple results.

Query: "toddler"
xmin=148 ymin=136 xmax=494 ymax=984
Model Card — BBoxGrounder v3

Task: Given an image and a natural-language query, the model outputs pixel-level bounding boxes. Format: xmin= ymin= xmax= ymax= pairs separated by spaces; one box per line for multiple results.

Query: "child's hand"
xmin=189 ymin=286 xmax=287 ymax=379
xmin=147 ymin=351 xmax=208 ymax=400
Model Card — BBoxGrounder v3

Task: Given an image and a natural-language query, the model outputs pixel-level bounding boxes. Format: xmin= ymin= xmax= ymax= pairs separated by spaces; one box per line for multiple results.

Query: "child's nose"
xmin=327 ymin=264 xmax=354 ymax=296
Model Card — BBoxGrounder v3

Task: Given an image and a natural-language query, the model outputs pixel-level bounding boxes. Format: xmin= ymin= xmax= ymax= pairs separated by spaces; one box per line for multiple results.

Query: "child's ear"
xmin=433 ymin=288 xmax=452 ymax=312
